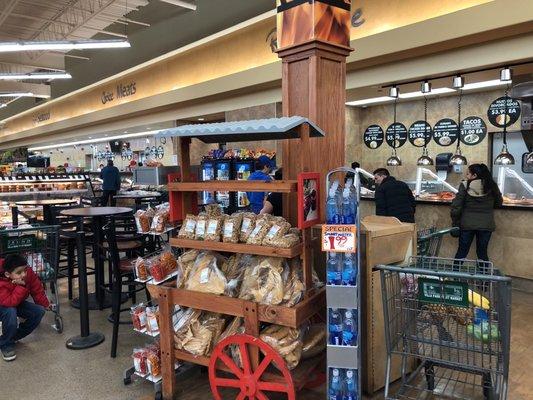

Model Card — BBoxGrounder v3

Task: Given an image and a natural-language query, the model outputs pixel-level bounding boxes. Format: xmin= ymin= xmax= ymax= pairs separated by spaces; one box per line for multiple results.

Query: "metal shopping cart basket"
xmin=0 ymin=224 xmax=63 ymax=333
xmin=376 ymin=256 xmax=511 ymax=400
xmin=417 ymin=227 xmax=459 ymax=257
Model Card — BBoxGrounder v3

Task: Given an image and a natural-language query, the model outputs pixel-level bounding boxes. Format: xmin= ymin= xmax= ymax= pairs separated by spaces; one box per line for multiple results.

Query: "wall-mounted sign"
xmin=101 ymin=81 xmax=137 ymax=105
xmin=363 ymin=125 xmax=384 ymax=149
xmin=408 ymin=121 xmax=432 ymax=147
xmin=487 ymin=96 xmax=521 ymax=128
xmin=385 ymin=123 xmax=407 ymax=148
xmin=433 ymin=118 xmax=459 ymax=146
xmin=460 ymin=116 xmax=487 ymax=146
xmin=32 ymin=111 xmax=50 ymax=125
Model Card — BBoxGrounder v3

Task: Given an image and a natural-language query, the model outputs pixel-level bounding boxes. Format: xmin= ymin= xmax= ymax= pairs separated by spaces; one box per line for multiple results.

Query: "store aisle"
xmin=2 ymin=279 xmax=532 ymax=400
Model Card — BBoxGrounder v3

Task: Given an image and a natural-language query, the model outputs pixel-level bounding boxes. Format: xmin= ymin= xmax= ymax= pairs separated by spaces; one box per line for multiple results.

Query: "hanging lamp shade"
xmin=386 ymin=149 xmax=402 ymax=166
xmin=417 ymin=147 xmax=434 ymax=166
xmin=450 ymin=147 xmax=468 ymax=166
xmin=494 ymin=144 xmax=515 ymax=165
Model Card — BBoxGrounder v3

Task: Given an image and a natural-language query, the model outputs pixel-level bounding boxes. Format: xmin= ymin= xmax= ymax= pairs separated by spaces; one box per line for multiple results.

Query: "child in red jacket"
xmin=0 ymin=254 xmax=50 ymax=361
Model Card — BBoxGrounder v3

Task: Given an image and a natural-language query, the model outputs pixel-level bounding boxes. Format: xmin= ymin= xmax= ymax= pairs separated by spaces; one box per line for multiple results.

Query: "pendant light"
xmin=417 ymin=96 xmax=434 ymax=166
xmin=494 ymin=86 xmax=515 ymax=165
xmin=450 ymin=89 xmax=468 ymax=166
xmin=386 ymin=99 xmax=402 ymax=166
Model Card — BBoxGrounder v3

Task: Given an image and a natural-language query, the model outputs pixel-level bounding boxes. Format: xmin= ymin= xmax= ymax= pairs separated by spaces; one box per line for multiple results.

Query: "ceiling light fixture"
xmin=0 ymin=72 xmax=72 ymax=80
xmin=386 ymin=99 xmax=402 ymax=167
xmin=388 ymin=86 xmax=399 ymax=98
xmin=0 ymin=39 xmax=130 ymax=53
xmin=462 ymin=79 xmax=508 ymax=91
xmin=417 ymin=97 xmax=434 ymax=166
xmin=450 ymin=90 xmax=468 ymax=166
xmin=0 ymin=92 xmax=34 ymax=97
xmin=399 ymin=87 xmax=454 ymax=99
xmin=197 ymin=117 xmax=205 ymax=121
xmin=453 ymin=75 xmax=464 ymax=89
xmin=159 ymin=0 xmax=197 ymax=10
xmin=421 ymin=81 xmax=431 ymax=94
xmin=500 ymin=67 xmax=512 ymax=82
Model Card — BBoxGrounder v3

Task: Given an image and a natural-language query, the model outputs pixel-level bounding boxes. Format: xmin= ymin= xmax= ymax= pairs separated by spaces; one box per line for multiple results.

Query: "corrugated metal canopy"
xmin=155 ymin=116 xmax=326 ymax=143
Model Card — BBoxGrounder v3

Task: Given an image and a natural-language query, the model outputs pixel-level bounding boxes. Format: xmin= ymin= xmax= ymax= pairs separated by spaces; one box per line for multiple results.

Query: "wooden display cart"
xmin=148 ymin=120 xmax=328 ymax=400
xmin=359 ymin=216 xmax=417 ymax=394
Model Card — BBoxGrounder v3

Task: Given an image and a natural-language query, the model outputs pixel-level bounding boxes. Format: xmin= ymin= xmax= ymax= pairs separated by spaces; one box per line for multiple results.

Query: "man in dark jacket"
xmin=373 ymin=168 xmax=416 ymax=223
xmin=100 ymin=159 xmax=121 ymax=206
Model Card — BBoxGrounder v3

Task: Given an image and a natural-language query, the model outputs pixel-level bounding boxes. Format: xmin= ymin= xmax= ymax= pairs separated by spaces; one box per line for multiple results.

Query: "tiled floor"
xmin=2 ymin=278 xmax=532 ymax=400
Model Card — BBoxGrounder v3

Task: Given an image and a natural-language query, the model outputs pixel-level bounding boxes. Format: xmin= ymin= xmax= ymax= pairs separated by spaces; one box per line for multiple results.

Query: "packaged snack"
xmin=135 ymin=208 xmax=155 ymax=233
xmin=151 ymin=204 xmax=170 ymax=233
xmin=146 ymin=345 xmax=161 ymax=376
xmin=146 ymin=306 xmax=160 ymax=334
xmin=302 ymin=324 xmax=326 ymax=360
xmin=131 ymin=304 xmax=147 ymax=331
xmin=239 ymin=213 xmax=256 ymax=243
xmin=185 ymin=252 xmax=227 ymax=295
xmin=149 ymin=258 xmax=165 ymax=282
xmin=195 ymin=214 xmax=208 ymax=241
xmin=218 ymin=317 xmax=243 ymax=343
xmin=270 ymin=234 xmax=301 ymax=249
xmin=222 ymin=213 xmax=243 ymax=244
xmin=176 ymin=250 xmax=199 ymax=288
xmin=205 ymin=215 xmax=224 ymax=242
xmin=239 ymin=257 xmax=287 ymax=305
xmin=175 ymin=311 xmax=225 ymax=356
xmin=246 ymin=219 xmax=272 ymax=245
xmin=178 ymin=214 xmax=197 ymax=239
xmin=133 ymin=348 xmax=148 ymax=375
xmin=262 ymin=219 xmax=291 ymax=246
xmin=134 ymin=256 xmax=150 ymax=281
xmin=160 ymin=251 xmax=178 ymax=276
xmin=205 ymin=203 xmax=222 ymax=217
xmin=282 ymin=260 xmax=305 ymax=306
xmin=260 ymin=325 xmax=303 ymax=370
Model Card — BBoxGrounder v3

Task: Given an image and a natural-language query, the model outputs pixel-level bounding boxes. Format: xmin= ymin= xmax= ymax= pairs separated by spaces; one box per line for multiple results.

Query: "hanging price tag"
xmin=321 ymin=225 xmax=357 ymax=253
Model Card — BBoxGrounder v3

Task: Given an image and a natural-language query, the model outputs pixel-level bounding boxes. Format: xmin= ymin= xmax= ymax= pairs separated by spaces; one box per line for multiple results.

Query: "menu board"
xmin=433 ymin=118 xmax=459 ymax=146
xmin=408 ymin=121 xmax=432 ymax=147
xmin=487 ymin=96 xmax=521 ymax=128
xmin=460 ymin=116 xmax=487 ymax=146
xmin=385 ymin=123 xmax=407 ymax=148
xmin=363 ymin=125 xmax=384 ymax=149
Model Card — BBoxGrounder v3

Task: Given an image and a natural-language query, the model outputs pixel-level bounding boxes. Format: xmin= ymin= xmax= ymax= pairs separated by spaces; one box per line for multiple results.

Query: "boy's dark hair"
xmin=373 ymin=168 xmax=390 ymax=177
xmin=3 ymin=254 xmax=27 ymax=273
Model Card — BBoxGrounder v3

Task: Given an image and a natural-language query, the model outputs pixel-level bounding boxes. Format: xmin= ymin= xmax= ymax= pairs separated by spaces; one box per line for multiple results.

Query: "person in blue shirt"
xmin=100 ymin=159 xmax=121 ymax=206
xmin=247 ymin=155 xmax=274 ymax=214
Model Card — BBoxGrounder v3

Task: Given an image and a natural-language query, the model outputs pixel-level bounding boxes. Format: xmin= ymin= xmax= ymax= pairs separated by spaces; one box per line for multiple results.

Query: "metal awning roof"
xmin=155 ymin=116 xmax=326 ymax=143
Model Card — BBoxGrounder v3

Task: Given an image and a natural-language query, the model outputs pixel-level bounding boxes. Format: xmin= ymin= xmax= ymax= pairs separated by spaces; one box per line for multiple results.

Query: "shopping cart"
xmin=377 ymin=256 xmax=511 ymax=400
xmin=0 ymin=224 xmax=63 ymax=333
xmin=417 ymin=227 xmax=459 ymax=257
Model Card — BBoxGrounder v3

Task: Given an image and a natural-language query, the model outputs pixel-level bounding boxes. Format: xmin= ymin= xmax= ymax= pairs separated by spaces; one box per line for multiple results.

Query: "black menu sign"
xmin=408 ymin=121 xmax=432 ymax=147
xmin=363 ymin=125 xmax=384 ymax=149
xmin=460 ymin=116 xmax=487 ymax=146
xmin=385 ymin=123 xmax=407 ymax=148
xmin=433 ymin=118 xmax=459 ymax=146
xmin=487 ymin=96 xmax=521 ymax=128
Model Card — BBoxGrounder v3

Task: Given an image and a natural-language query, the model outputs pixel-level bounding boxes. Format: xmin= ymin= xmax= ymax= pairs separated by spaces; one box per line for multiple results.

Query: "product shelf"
xmin=168 ymin=180 xmax=297 ymax=193
xmin=170 ymin=237 xmax=303 ymax=258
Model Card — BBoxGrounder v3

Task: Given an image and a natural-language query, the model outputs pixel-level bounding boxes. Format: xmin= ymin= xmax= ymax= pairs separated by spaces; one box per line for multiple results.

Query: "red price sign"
xmin=321 ymin=225 xmax=357 ymax=253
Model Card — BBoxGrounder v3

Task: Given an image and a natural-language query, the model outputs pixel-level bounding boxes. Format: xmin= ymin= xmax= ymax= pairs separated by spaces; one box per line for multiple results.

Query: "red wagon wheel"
xmin=209 ymin=334 xmax=296 ymax=400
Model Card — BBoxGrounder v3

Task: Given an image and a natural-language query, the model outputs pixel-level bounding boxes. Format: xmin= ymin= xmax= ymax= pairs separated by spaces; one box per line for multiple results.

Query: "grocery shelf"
xmin=168 ymin=180 xmax=297 ymax=193
xmin=170 ymin=237 xmax=303 ymax=258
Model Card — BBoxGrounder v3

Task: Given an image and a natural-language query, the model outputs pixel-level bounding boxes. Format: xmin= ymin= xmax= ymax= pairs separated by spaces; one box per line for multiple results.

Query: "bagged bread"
xmin=178 ymin=214 xmax=197 ymax=239
xmin=262 ymin=219 xmax=291 ymax=246
xmin=221 ymin=254 xmax=246 ymax=297
xmin=239 ymin=257 xmax=287 ymax=305
xmin=176 ymin=250 xmax=199 ymax=288
xmin=175 ymin=311 xmax=225 ymax=356
xmin=246 ymin=218 xmax=272 ymax=245
xmin=195 ymin=214 xmax=208 ymax=240
xmin=205 ymin=215 xmax=224 ymax=242
xmin=186 ymin=252 xmax=227 ymax=295
xmin=260 ymin=325 xmax=303 ymax=370
xmin=218 ymin=317 xmax=243 ymax=343
xmin=239 ymin=213 xmax=256 ymax=243
xmin=302 ymin=324 xmax=326 ymax=360
xmin=282 ymin=260 xmax=305 ymax=306
xmin=222 ymin=213 xmax=243 ymax=243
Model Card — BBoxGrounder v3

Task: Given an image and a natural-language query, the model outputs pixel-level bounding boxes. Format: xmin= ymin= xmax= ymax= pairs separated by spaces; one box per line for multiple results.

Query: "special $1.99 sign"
xmin=321 ymin=225 xmax=357 ymax=253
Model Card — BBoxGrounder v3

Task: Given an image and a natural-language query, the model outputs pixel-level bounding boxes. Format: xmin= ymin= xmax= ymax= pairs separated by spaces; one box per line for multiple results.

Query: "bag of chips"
xmin=246 ymin=219 xmax=272 ymax=245
xmin=205 ymin=215 xmax=224 ymax=242
xmin=262 ymin=219 xmax=291 ymax=246
xmin=176 ymin=250 xmax=199 ymax=288
xmin=222 ymin=213 xmax=243 ymax=243
xmin=185 ymin=252 xmax=228 ymax=295
xmin=239 ymin=213 xmax=256 ymax=243
xmin=178 ymin=214 xmax=197 ymax=239
xmin=195 ymin=214 xmax=208 ymax=241
xmin=239 ymin=257 xmax=288 ymax=305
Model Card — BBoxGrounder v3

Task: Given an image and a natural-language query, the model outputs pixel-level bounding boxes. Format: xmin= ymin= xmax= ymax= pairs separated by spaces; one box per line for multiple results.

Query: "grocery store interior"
xmin=0 ymin=1 xmax=532 ymax=399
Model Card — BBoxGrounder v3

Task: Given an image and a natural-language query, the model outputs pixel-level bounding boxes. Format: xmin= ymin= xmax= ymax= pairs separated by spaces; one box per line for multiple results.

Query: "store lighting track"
xmin=28 ymin=129 xmax=165 ymax=151
xmin=0 ymin=39 xmax=130 ymax=53
xmin=0 ymin=72 xmax=72 ymax=80
xmin=347 ymin=79 xmax=512 ymax=106
xmin=0 ymin=92 xmax=35 ymax=98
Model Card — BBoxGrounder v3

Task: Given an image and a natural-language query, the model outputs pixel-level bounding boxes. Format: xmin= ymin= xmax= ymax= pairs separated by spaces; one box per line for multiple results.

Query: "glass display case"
xmin=497 ymin=166 xmax=533 ymax=206
xmin=0 ymin=173 xmax=93 ymax=200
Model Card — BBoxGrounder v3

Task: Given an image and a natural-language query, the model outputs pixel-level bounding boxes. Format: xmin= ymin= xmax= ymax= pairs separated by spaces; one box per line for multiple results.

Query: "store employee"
xmin=247 ymin=155 xmax=274 ymax=214
xmin=100 ymin=159 xmax=121 ymax=207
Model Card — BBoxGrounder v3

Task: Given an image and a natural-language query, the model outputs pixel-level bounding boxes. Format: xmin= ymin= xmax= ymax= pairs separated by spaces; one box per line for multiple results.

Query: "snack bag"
xmin=195 ymin=214 xmax=208 ymax=241
xmin=185 ymin=252 xmax=228 ymax=295
xmin=146 ymin=306 xmax=160 ymax=334
xmin=205 ymin=215 xmax=224 ymax=242
xmin=205 ymin=203 xmax=222 ymax=217
xmin=151 ymin=203 xmax=170 ymax=233
xmin=222 ymin=213 xmax=243 ymax=244
xmin=239 ymin=213 xmax=256 ymax=243
xmin=246 ymin=219 xmax=272 ymax=245
xmin=135 ymin=208 xmax=155 ymax=233
xmin=176 ymin=249 xmax=199 ymax=288
xmin=131 ymin=304 xmax=147 ymax=331
xmin=282 ymin=260 xmax=305 ymax=306
xmin=134 ymin=256 xmax=151 ymax=281
xmin=146 ymin=344 xmax=161 ymax=377
xmin=239 ymin=257 xmax=287 ymax=305
xmin=262 ymin=219 xmax=291 ymax=246
xmin=133 ymin=348 xmax=148 ymax=375
xmin=177 ymin=214 xmax=197 ymax=239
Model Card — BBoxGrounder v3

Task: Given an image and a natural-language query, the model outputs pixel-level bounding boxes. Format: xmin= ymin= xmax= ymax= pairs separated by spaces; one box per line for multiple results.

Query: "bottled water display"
xmin=342 ymin=310 xmax=358 ymax=346
xmin=328 ymin=368 xmax=359 ymax=400
xmin=329 ymin=308 xmax=343 ymax=346
xmin=327 ymin=252 xmax=342 ymax=285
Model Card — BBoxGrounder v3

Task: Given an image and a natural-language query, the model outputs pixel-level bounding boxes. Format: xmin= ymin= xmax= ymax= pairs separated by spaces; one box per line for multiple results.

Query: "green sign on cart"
xmin=0 ymin=234 xmax=37 ymax=253
xmin=418 ymin=277 xmax=469 ymax=308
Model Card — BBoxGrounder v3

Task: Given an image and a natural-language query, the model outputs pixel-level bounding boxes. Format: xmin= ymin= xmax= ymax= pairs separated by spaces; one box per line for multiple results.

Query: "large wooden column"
xmin=276 ymin=0 xmax=353 ymax=222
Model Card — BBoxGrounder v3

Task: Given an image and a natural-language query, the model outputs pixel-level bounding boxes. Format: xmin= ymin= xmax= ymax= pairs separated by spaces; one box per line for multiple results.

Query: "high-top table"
xmin=15 ymin=198 xmax=77 ymax=224
xmin=60 ymin=207 xmax=132 ymax=310
xmin=113 ymin=192 xmax=161 ymax=210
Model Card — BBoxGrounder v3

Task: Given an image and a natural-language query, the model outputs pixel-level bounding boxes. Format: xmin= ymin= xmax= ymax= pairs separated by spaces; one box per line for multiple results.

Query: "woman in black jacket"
xmin=450 ymin=163 xmax=503 ymax=261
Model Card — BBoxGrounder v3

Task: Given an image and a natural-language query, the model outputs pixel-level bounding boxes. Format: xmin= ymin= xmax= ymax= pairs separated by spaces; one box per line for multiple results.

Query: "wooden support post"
xmin=158 ymin=288 xmax=177 ymax=400
xmin=302 ymin=227 xmax=313 ymax=293
xmin=243 ymin=301 xmax=260 ymax=370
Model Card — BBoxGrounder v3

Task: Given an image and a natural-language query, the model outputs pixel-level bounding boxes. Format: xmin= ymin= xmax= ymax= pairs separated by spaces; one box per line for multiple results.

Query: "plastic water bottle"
xmin=341 ymin=188 xmax=355 ymax=225
xmin=326 ymin=185 xmax=340 ymax=224
xmin=329 ymin=308 xmax=343 ymax=346
xmin=342 ymin=310 xmax=357 ymax=346
xmin=343 ymin=370 xmax=358 ymax=400
xmin=342 ymin=253 xmax=357 ymax=286
xmin=329 ymin=368 xmax=343 ymax=400
xmin=327 ymin=252 xmax=342 ymax=285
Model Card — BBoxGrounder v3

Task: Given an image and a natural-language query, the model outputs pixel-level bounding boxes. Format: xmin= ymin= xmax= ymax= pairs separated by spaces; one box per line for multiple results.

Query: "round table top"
xmin=16 ymin=199 xmax=77 ymax=206
xmin=60 ymin=207 xmax=132 ymax=217
xmin=113 ymin=192 xmax=161 ymax=199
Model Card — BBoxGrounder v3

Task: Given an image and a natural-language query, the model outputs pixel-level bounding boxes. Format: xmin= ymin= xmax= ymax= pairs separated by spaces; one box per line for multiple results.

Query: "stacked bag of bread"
xmin=174 ymin=309 xmax=225 ymax=357
xmin=185 ymin=252 xmax=228 ymax=296
xmin=259 ymin=325 xmax=303 ymax=370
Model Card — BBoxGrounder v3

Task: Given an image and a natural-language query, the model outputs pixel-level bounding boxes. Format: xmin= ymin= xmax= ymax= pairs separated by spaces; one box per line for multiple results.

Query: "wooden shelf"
xmin=147 ymin=285 xmax=326 ymax=330
xmin=168 ymin=180 xmax=297 ymax=193
xmin=174 ymin=349 xmax=210 ymax=367
xmin=170 ymin=237 xmax=303 ymax=258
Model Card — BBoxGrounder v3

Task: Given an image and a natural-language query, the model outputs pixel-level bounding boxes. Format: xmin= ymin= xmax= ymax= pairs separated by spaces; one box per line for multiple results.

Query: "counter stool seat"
xmin=102 ymin=240 xmax=142 ymax=251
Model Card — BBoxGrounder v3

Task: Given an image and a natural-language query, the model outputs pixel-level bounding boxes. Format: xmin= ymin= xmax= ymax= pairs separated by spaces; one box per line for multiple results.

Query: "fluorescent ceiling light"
xmin=347 ymin=87 xmax=455 ymax=106
xmin=0 ymin=103 xmax=6 ymax=108
xmin=346 ymin=96 xmax=392 ymax=106
xmin=399 ymin=87 xmax=455 ymax=99
xmin=0 ymin=92 xmax=34 ymax=97
xmin=0 ymin=72 xmax=72 ymax=80
xmin=462 ymin=79 xmax=509 ymax=91
xmin=28 ymin=129 xmax=165 ymax=151
xmin=0 ymin=39 xmax=130 ymax=53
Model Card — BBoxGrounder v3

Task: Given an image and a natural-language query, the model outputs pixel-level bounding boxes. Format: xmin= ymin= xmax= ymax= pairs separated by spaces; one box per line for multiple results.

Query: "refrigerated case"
xmin=233 ymin=159 xmax=254 ymax=209
xmin=200 ymin=159 xmax=216 ymax=205
xmin=215 ymin=159 xmax=232 ymax=210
